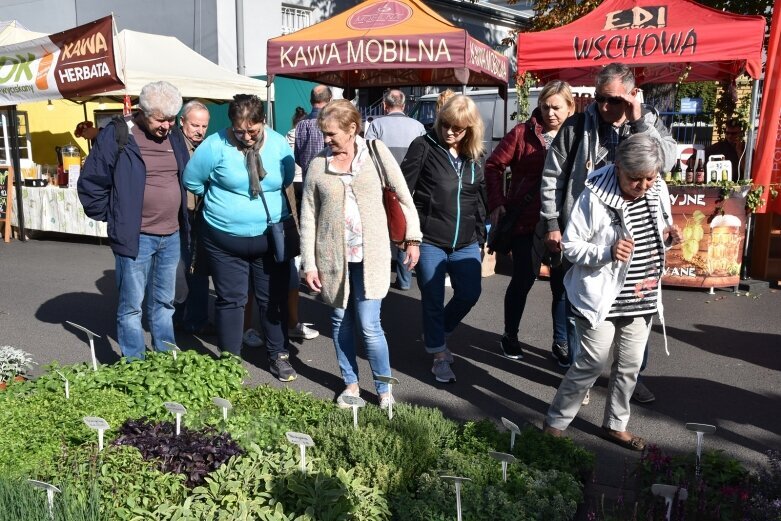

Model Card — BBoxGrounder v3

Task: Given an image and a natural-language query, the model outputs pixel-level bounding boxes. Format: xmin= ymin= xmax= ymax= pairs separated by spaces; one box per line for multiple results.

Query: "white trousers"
xmin=545 ymin=315 xmax=652 ymax=432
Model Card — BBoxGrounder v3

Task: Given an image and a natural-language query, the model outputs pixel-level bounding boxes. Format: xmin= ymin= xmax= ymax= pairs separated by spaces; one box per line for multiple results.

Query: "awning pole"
xmin=8 ymin=106 xmax=25 ymax=241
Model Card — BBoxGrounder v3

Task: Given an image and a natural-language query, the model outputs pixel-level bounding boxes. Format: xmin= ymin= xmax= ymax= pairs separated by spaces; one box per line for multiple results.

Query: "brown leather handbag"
xmin=367 ymin=139 xmax=407 ymax=244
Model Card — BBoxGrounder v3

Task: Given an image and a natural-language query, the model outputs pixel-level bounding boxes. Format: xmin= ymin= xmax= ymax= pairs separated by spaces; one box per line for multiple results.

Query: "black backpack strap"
xmin=561 ymin=112 xmax=585 ymax=179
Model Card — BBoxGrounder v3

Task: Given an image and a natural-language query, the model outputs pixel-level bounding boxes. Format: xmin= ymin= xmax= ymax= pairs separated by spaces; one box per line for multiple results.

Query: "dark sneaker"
xmin=500 ymin=335 xmax=524 ymax=360
xmin=631 ymin=381 xmax=656 ymax=403
xmin=269 ymin=353 xmax=297 ymax=382
xmin=551 ymin=342 xmax=570 ymax=368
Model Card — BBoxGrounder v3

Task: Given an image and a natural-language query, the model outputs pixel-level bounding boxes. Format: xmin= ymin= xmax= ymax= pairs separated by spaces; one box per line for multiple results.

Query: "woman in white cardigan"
xmin=300 ymin=100 xmax=422 ymax=408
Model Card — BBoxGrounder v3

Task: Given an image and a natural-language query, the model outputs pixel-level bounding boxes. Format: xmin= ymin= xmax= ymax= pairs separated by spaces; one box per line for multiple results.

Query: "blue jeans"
xmin=416 ymin=242 xmax=482 ymax=353
xmin=394 ymin=244 xmax=412 ymax=289
xmin=550 ymin=265 xmax=580 ymax=364
xmin=115 ymin=231 xmax=181 ymax=360
xmin=331 ymin=262 xmax=392 ymax=394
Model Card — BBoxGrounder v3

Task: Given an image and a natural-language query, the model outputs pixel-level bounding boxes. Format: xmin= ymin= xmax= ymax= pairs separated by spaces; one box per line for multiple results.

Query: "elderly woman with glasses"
xmin=400 ymin=94 xmax=488 ymax=384
xmin=542 ymin=134 xmax=681 ymax=451
xmin=183 ymin=94 xmax=298 ymax=382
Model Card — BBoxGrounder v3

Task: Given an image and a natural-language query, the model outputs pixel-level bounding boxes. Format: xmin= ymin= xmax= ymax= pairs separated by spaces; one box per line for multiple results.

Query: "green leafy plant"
xmin=0 ymin=478 xmax=104 ymax=521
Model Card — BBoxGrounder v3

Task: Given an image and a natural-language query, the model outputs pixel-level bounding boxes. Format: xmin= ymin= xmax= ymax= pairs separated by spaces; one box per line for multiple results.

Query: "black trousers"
xmin=202 ymin=223 xmax=290 ymax=358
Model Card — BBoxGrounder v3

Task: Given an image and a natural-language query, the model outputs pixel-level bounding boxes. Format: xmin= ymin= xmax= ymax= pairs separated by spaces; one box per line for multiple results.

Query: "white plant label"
xmin=28 ymin=479 xmax=60 ymax=519
xmin=440 ymin=476 xmax=472 ymax=521
xmin=652 ymin=483 xmax=688 ymax=521
xmin=83 ymin=417 xmax=109 ymax=451
xmin=501 ymin=416 xmax=521 ymax=450
xmin=55 ymin=370 xmax=69 ymax=399
xmin=66 ymin=321 xmax=101 ymax=371
xmin=341 ymin=395 xmax=366 ymax=429
xmin=164 ymin=402 xmax=187 ymax=435
xmin=376 ymin=375 xmax=399 ymax=420
xmin=162 ymin=341 xmax=180 ymax=360
xmin=212 ymin=397 xmax=232 ymax=421
xmin=685 ymin=423 xmax=716 ymax=477
xmin=286 ymin=431 xmax=315 ymax=473
xmin=488 ymin=451 xmax=517 ymax=482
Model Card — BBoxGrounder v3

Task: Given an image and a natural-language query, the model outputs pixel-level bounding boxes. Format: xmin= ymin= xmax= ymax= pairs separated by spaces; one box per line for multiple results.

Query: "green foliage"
xmin=676 ymin=82 xmax=718 ymax=116
xmin=391 ymin=449 xmax=580 ymax=521
xmin=313 ymin=404 xmax=458 ymax=494
xmin=193 ymin=385 xmax=331 ymax=450
xmin=0 ymin=385 xmax=136 ymax=478
xmin=36 ymin=351 xmax=246 ymax=419
xmin=0 ymin=478 xmax=104 ymax=521
xmin=148 ymin=444 xmax=390 ymax=521
xmin=513 ymin=426 xmax=595 ymax=478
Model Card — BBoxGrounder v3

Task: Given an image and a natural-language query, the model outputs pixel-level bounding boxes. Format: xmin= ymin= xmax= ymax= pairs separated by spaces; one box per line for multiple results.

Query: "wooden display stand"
xmin=0 ymin=166 xmax=13 ymax=243
xmin=750 ymin=212 xmax=781 ymax=286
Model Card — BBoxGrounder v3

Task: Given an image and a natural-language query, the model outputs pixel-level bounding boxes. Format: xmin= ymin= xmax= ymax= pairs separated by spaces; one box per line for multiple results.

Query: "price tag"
xmin=285 ymin=431 xmax=314 ymax=447
xmin=440 ymin=475 xmax=471 ymax=521
xmin=375 ymin=375 xmax=399 ymax=386
xmin=488 ymin=451 xmax=517 ymax=482
xmin=65 ymin=321 xmax=101 ymax=371
xmin=28 ymin=479 xmax=60 ymax=493
xmin=652 ymin=483 xmax=688 ymax=519
xmin=212 ymin=397 xmax=232 ymax=421
xmin=340 ymin=395 xmax=365 ymax=408
xmin=55 ymin=370 xmax=69 ymax=399
xmin=162 ymin=341 xmax=180 ymax=360
xmin=376 ymin=375 xmax=399 ymax=420
xmin=685 ymin=423 xmax=716 ymax=434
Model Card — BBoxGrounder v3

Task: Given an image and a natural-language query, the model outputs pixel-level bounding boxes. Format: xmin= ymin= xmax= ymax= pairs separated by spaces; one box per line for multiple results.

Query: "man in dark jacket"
xmin=78 ymin=81 xmax=191 ymax=360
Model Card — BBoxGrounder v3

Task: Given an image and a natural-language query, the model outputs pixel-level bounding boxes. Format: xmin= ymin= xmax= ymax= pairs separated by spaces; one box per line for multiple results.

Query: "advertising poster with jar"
xmin=663 ymin=186 xmax=749 ymax=288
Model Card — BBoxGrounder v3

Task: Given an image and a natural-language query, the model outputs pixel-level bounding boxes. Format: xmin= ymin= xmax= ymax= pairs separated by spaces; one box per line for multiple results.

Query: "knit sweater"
xmin=300 ymin=137 xmax=422 ymax=309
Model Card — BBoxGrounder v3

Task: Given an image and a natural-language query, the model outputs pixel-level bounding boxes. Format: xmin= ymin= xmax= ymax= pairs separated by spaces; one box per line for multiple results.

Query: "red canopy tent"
xmin=267 ymin=0 xmax=510 ymax=93
xmin=516 ymin=0 xmax=765 ymax=86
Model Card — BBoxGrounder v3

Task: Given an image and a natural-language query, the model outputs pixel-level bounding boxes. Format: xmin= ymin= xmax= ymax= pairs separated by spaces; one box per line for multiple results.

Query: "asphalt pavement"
xmin=1 ymin=234 xmax=779 ymax=497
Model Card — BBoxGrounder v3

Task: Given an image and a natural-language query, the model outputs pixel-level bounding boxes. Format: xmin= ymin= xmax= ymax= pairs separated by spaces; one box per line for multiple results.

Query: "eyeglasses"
xmin=594 ymin=94 xmax=625 ymax=106
xmin=233 ymin=125 xmax=262 ymax=138
xmin=442 ymin=123 xmax=466 ymax=135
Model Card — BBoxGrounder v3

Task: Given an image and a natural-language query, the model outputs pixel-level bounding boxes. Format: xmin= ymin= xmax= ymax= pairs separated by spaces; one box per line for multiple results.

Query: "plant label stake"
xmin=501 ymin=417 xmax=521 ymax=451
xmin=28 ymin=479 xmax=60 ymax=520
xmin=651 ymin=484 xmax=688 ymax=521
xmin=164 ymin=402 xmax=187 ymax=435
xmin=83 ymin=417 xmax=110 ymax=451
xmin=488 ymin=451 xmax=517 ymax=482
xmin=212 ymin=397 xmax=232 ymax=422
xmin=286 ymin=431 xmax=314 ymax=473
xmin=162 ymin=341 xmax=180 ymax=360
xmin=376 ymin=375 xmax=400 ymax=420
xmin=685 ymin=423 xmax=716 ymax=478
xmin=440 ymin=475 xmax=471 ymax=521
xmin=55 ymin=370 xmax=69 ymax=399
xmin=340 ymin=395 xmax=366 ymax=429
xmin=66 ymin=321 xmax=101 ymax=371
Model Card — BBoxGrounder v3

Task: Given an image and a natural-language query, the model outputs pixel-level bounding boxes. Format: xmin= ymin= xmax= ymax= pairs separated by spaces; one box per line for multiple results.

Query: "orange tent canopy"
xmin=267 ymin=0 xmax=509 ymax=91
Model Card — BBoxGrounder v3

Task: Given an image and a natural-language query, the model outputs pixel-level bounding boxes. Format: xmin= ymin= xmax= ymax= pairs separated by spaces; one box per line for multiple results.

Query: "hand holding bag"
xmin=366 ymin=139 xmax=407 ymax=244
xmin=258 ymin=184 xmax=300 ymax=263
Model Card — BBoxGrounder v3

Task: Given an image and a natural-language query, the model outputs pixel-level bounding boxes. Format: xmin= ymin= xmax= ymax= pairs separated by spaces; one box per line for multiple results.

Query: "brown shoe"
xmin=542 ymin=421 xmax=564 ymax=438
xmin=601 ymin=427 xmax=646 ymax=451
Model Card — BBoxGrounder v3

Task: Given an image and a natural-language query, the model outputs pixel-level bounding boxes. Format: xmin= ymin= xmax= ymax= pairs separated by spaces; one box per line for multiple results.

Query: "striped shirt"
xmin=607 ymin=195 xmax=664 ymax=318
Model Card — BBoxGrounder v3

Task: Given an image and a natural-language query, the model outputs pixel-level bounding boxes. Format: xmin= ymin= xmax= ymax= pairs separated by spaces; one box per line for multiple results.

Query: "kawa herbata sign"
xmin=267 ymin=0 xmax=509 ymax=88
xmin=0 ymin=16 xmax=122 ymax=104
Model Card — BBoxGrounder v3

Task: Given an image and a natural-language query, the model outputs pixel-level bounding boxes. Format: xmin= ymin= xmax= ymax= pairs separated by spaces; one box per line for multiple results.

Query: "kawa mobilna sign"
xmin=0 ymin=16 xmax=122 ymax=104
xmin=267 ymin=0 xmax=509 ymax=85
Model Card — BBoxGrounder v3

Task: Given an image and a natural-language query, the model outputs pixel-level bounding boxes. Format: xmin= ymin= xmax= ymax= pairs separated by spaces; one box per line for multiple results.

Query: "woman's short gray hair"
xmin=138 ymin=81 xmax=183 ymax=118
xmin=615 ymin=134 xmax=663 ymax=175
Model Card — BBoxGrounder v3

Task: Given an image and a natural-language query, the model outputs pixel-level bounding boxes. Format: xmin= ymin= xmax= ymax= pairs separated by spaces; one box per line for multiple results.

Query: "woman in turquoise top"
xmin=183 ymin=94 xmax=298 ymax=382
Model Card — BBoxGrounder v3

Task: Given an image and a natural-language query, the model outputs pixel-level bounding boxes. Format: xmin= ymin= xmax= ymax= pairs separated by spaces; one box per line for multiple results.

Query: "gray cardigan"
xmin=300 ymin=137 xmax=422 ymax=309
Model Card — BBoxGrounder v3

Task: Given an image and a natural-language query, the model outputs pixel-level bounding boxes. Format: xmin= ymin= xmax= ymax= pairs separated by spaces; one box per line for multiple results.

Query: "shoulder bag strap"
xmin=256 ymin=180 xmax=294 ymax=226
xmin=367 ymin=139 xmax=389 ymax=189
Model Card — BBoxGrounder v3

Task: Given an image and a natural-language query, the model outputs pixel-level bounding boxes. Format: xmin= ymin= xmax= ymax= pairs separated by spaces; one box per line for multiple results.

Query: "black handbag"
xmin=258 ymin=185 xmax=300 ymax=263
xmin=487 ymin=204 xmax=523 ymax=255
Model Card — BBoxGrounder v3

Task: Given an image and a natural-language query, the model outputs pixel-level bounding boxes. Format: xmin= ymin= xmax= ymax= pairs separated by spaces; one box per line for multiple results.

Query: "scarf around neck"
xmin=227 ymin=127 xmax=267 ymax=198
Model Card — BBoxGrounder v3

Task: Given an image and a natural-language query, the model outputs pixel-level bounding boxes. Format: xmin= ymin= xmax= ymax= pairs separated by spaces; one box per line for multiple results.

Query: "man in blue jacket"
xmin=78 ymin=81 xmax=191 ymax=360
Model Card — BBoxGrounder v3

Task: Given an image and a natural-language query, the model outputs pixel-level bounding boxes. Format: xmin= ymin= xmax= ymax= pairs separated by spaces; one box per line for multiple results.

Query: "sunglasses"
xmin=594 ymin=94 xmax=625 ymax=106
xmin=442 ymin=123 xmax=467 ymax=135
xmin=233 ymin=126 xmax=262 ymax=138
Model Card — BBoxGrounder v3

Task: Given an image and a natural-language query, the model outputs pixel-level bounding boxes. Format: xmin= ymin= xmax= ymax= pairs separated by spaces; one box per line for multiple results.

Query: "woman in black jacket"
xmin=400 ymin=94 xmax=487 ymax=384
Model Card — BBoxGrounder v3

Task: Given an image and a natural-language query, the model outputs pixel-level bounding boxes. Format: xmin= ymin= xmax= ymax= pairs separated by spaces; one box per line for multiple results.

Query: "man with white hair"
xmin=78 ymin=81 xmax=191 ymax=360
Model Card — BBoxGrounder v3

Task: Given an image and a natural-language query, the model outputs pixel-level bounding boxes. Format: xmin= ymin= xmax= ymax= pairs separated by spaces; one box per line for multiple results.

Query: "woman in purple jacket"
xmin=484 ymin=80 xmax=575 ymax=362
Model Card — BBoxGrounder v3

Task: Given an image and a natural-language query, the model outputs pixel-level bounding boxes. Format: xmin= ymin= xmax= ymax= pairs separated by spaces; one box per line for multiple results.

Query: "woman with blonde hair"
xmin=300 ymin=99 xmax=421 ymax=407
xmin=400 ymin=94 xmax=487 ymax=383
xmin=484 ymin=80 xmax=576 ymax=363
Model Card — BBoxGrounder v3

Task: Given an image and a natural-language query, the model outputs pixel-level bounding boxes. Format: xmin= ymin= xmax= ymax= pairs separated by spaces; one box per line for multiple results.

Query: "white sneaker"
xmin=242 ymin=328 xmax=264 ymax=348
xmin=289 ymin=322 xmax=319 ymax=340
